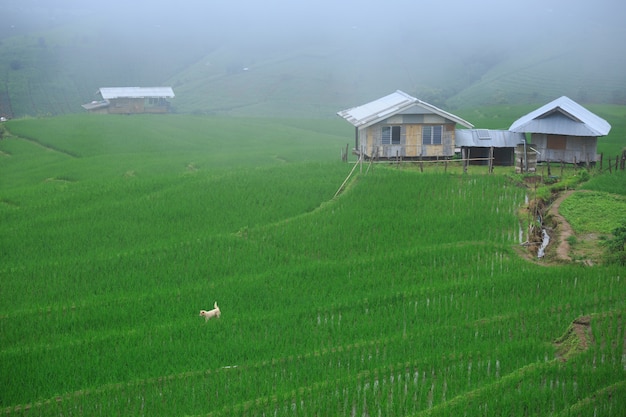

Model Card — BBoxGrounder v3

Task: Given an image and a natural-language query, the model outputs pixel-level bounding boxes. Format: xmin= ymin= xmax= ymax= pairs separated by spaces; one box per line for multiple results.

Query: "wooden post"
xmin=547 ymin=159 xmax=551 ymax=177
xmin=489 ymin=146 xmax=494 ymax=174
xmin=360 ymin=146 xmax=363 ymax=173
xmin=419 ymin=156 xmax=423 ymax=173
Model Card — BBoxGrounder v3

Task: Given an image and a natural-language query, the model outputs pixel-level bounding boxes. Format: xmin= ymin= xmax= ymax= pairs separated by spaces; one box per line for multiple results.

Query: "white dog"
xmin=200 ymin=301 xmax=221 ymax=321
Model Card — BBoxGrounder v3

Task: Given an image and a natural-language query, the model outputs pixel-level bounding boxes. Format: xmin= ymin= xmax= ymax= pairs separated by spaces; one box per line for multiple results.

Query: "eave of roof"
xmin=455 ymin=129 xmax=525 ymax=147
xmin=337 ymin=90 xmax=473 ymax=129
xmin=99 ymin=87 xmax=175 ymax=99
xmin=81 ymin=100 xmax=110 ymax=110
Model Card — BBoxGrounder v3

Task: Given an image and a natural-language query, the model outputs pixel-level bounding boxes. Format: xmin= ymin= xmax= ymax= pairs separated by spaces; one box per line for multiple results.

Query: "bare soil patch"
xmin=554 ymin=315 xmax=594 ymax=361
xmin=546 ymin=190 xmax=575 ymax=262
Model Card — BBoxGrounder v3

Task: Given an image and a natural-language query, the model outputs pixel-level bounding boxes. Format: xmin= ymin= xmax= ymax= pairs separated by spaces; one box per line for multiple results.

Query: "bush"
xmin=604 ymin=221 xmax=626 ymax=265
xmin=577 ymin=168 xmax=590 ymax=182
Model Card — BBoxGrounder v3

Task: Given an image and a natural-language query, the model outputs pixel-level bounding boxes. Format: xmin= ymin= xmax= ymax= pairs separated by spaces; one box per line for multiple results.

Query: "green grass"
xmin=559 ymin=191 xmax=626 ymax=234
xmin=1 ymin=115 xmax=625 ymax=416
xmin=559 ymin=168 xmax=626 ymax=235
xmin=582 ymin=168 xmax=626 ymax=195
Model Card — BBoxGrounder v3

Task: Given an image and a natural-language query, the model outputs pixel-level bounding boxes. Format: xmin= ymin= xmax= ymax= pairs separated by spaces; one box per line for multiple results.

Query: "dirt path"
xmin=546 ymin=190 xmax=575 ymax=262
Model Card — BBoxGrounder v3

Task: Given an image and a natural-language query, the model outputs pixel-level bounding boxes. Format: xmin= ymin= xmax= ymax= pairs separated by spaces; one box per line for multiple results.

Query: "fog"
xmin=16 ymin=0 xmax=617 ymax=48
xmin=2 ymin=0 xmax=625 ymax=114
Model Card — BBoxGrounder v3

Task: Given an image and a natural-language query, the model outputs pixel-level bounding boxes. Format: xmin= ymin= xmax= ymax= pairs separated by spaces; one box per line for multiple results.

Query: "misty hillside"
xmin=1 ymin=1 xmax=625 ymax=118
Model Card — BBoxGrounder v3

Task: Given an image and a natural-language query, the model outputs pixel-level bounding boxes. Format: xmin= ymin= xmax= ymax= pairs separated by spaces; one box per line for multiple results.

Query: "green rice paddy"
xmin=1 ymin=114 xmax=625 ymax=416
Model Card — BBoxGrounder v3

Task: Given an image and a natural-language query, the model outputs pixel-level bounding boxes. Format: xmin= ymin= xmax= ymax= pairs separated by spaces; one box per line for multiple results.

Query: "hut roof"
xmin=81 ymin=100 xmax=109 ymax=111
xmin=99 ymin=87 xmax=175 ymax=99
xmin=337 ymin=90 xmax=473 ymax=129
xmin=509 ymin=96 xmax=610 ymax=137
xmin=455 ymin=129 xmax=525 ymax=148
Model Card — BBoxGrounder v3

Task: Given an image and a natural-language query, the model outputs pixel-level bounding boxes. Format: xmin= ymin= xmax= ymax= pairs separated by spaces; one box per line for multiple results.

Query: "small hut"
xmin=82 ymin=87 xmax=175 ymax=114
xmin=509 ymin=96 xmax=611 ymax=165
xmin=455 ymin=129 xmax=525 ymax=166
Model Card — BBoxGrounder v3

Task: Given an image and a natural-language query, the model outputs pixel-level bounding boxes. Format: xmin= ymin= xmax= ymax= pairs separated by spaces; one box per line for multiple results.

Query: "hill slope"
xmin=1 ymin=3 xmax=626 ymax=118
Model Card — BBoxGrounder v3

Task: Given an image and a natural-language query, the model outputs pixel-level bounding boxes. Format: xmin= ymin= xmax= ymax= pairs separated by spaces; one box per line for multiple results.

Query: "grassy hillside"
xmin=2 ymin=5 xmax=626 ymax=119
xmin=1 ymin=115 xmax=625 ymax=415
xmin=0 ymin=18 xmax=216 ymax=118
xmin=445 ymin=24 xmax=626 ymax=109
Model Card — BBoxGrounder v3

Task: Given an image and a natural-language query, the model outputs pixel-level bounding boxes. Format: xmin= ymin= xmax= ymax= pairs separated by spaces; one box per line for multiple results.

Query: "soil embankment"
xmin=546 ymin=190 xmax=575 ymax=262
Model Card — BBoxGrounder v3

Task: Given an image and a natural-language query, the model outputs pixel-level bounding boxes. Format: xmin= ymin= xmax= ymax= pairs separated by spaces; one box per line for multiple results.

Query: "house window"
xmin=546 ymin=135 xmax=567 ymax=150
xmin=382 ymin=126 xmax=401 ymax=145
xmin=422 ymin=125 xmax=443 ymax=145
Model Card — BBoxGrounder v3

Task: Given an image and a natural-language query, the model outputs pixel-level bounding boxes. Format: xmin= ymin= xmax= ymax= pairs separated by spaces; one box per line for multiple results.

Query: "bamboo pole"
xmin=334 ymin=156 xmax=361 ymax=199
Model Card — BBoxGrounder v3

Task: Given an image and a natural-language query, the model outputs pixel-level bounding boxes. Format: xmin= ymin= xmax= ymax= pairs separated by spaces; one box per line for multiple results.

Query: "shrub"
xmin=603 ymin=221 xmax=626 ymax=265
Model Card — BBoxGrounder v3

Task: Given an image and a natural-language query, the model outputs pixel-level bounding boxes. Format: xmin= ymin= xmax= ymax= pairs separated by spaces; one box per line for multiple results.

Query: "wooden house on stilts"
xmin=337 ymin=90 xmax=473 ymax=160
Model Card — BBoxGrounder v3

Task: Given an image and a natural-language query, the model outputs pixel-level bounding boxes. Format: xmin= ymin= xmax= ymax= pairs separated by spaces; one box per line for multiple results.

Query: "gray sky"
xmin=5 ymin=0 xmax=623 ymax=47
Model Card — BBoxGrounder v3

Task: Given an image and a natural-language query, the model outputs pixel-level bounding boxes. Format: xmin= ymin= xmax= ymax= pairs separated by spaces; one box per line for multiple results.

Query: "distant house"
xmin=509 ymin=96 xmax=611 ymax=164
xmin=337 ymin=90 xmax=473 ymax=159
xmin=455 ymin=129 xmax=525 ymax=166
xmin=82 ymin=87 xmax=175 ymax=114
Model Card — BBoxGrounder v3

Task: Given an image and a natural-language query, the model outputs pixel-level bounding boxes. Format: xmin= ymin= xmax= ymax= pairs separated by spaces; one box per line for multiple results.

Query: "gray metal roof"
xmin=81 ymin=100 xmax=110 ymax=111
xmin=99 ymin=87 xmax=175 ymax=99
xmin=455 ymin=129 xmax=525 ymax=148
xmin=509 ymin=96 xmax=610 ymax=137
xmin=337 ymin=90 xmax=474 ymax=129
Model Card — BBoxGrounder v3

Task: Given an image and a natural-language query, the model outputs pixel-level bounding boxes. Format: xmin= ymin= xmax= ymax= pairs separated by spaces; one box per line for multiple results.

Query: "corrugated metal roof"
xmin=455 ymin=129 xmax=525 ymax=148
xmin=337 ymin=90 xmax=473 ymax=129
xmin=509 ymin=96 xmax=610 ymax=137
xmin=81 ymin=100 xmax=110 ymax=110
xmin=99 ymin=87 xmax=175 ymax=99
